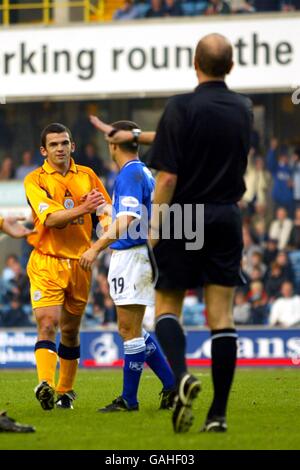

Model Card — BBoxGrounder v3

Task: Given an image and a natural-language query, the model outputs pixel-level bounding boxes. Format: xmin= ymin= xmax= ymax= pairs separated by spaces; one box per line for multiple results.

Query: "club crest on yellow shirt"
xmin=64 ymin=198 xmax=75 ymax=209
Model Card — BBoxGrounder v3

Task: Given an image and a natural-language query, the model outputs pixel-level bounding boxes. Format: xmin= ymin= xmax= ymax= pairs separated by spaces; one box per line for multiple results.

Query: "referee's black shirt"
xmin=147 ymin=81 xmax=253 ymax=204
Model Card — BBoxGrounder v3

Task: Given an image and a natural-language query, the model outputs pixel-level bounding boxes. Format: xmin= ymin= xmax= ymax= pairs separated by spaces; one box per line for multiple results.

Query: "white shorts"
xmin=108 ymin=245 xmax=155 ymax=306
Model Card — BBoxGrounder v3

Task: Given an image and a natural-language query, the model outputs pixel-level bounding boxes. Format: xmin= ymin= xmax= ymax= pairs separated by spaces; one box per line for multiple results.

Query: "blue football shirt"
xmin=110 ymin=160 xmax=155 ymax=250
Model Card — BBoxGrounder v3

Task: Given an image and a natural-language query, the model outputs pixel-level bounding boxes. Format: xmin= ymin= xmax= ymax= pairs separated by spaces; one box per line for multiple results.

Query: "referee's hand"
xmin=148 ymin=236 xmax=159 ymax=249
xmin=148 ymin=225 xmax=160 ymax=248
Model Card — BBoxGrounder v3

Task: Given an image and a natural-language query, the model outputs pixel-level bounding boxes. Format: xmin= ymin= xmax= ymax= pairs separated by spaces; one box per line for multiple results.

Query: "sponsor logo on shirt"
xmin=121 ymin=196 xmax=139 ymax=208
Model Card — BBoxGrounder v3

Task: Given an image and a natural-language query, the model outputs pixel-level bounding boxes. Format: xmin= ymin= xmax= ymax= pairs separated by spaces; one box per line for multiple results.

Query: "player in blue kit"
xmin=79 ymin=120 xmax=175 ymax=411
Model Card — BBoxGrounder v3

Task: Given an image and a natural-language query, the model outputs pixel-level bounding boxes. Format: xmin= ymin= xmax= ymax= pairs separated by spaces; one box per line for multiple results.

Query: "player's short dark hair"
xmin=40 ymin=123 xmax=73 ymax=148
xmin=195 ymin=34 xmax=233 ymax=78
xmin=111 ymin=120 xmax=141 ymax=154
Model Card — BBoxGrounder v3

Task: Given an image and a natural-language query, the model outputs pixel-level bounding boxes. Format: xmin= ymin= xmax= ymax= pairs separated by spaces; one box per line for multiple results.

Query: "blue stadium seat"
xmin=182 ymin=2 xmax=196 ymax=16
xmin=194 ymin=1 xmax=208 ymax=15
xmin=135 ymin=3 xmax=151 ymax=18
xmin=182 ymin=2 xmax=208 ymax=16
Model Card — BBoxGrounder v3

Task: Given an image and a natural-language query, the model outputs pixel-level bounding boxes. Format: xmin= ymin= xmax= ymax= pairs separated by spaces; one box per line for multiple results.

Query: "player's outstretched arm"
xmin=89 ymin=115 xmax=156 ymax=145
xmin=79 ymin=214 xmax=135 ymax=271
xmin=0 ymin=216 xmax=34 ymax=239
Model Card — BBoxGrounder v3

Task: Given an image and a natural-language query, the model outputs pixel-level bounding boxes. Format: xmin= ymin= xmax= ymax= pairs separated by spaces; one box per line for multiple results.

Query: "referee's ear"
xmin=193 ymin=57 xmax=198 ymax=73
xmin=226 ymin=61 xmax=234 ymax=75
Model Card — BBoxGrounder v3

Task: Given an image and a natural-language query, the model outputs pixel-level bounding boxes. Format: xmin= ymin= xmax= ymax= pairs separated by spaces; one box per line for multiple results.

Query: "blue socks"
xmin=143 ymin=329 xmax=175 ymax=391
xmin=121 ymin=331 xmax=176 ymax=407
xmin=122 ymin=337 xmax=145 ymax=407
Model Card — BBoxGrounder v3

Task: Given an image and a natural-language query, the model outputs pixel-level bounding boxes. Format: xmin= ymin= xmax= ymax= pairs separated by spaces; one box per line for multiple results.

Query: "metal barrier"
xmin=0 ymin=0 xmax=105 ymax=25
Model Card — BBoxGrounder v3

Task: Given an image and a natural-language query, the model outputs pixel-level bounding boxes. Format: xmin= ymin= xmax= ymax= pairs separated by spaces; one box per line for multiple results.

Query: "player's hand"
xmin=81 ymin=191 xmax=105 ymax=213
xmin=2 ymin=217 xmax=35 ymax=239
xmin=80 ymin=189 xmax=106 ymax=205
xmin=96 ymin=202 xmax=111 ymax=216
xmin=79 ymin=248 xmax=98 ymax=271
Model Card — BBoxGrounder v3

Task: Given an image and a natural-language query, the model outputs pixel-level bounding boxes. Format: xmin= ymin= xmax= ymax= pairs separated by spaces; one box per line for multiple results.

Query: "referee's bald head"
xmin=194 ymin=33 xmax=233 ymax=78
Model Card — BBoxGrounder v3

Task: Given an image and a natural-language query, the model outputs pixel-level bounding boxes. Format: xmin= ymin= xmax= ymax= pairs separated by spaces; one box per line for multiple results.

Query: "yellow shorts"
xmin=27 ymin=250 xmax=91 ymax=315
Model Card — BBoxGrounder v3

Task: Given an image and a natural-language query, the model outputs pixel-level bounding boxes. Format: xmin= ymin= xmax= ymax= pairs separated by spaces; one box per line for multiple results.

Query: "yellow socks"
xmin=56 ymin=343 xmax=80 ymax=394
xmin=56 ymin=358 xmax=79 ymax=394
xmin=34 ymin=341 xmax=58 ymax=388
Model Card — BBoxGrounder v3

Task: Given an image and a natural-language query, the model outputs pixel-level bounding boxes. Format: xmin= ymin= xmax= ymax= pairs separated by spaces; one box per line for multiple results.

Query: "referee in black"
xmin=147 ymin=33 xmax=253 ymax=433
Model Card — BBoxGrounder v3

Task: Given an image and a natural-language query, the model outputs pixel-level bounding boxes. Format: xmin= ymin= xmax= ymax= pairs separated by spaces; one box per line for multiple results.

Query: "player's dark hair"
xmin=195 ymin=34 xmax=233 ymax=78
xmin=111 ymin=120 xmax=141 ymax=154
xmin=40 ymin=123 xmax=73 ymax=148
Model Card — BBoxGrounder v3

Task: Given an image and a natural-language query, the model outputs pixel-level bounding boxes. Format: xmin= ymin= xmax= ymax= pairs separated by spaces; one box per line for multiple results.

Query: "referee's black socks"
xmin=155 ymin=314 xmax=187 ymax=383
xmin=208 ymin=328 xmax=238 ymax=419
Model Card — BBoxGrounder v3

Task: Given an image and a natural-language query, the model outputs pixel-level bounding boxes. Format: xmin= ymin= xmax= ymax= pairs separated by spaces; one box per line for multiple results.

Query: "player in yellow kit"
xmin=24 ymin=123 xmax=111 ymax=411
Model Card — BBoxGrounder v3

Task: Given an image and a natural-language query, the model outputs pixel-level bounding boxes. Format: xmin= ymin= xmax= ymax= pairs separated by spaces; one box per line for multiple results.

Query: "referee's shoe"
xmin=200 ymin=416 xmax=227 ymax=432
xmin=172 ymin=374 xmax=201 ymax=433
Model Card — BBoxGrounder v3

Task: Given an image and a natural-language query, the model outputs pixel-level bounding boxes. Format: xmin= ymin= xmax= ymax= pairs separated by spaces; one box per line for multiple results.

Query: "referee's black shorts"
xmin=154 ymin=203 xmax=244 ymax=290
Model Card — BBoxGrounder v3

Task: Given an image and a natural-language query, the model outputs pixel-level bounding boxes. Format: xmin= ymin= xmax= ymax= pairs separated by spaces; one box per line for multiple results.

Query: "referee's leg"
xmin=202 ymin=284 xmax=237 ymax=431
xmin=155 ymin=289 xmax=201 ymax=433
xmin=154 ymin=289 xmax=186 ymax=382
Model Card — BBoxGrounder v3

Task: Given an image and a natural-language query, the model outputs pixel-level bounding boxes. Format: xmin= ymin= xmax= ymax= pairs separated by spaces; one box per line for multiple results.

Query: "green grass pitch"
xmin=0 ymin=368 xmax=299 ymax=450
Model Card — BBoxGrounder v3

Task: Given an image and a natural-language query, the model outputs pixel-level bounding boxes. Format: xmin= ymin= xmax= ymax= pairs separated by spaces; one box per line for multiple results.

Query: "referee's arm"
xmin=150 ymin=171 xmax=177 ymax=247
xmin=147 ymin=98 xmax=183 ymax=245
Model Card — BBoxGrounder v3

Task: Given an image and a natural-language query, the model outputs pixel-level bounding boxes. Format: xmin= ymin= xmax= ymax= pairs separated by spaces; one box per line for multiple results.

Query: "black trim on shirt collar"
xmin=195 ymin=81 xmax=228 ymax=92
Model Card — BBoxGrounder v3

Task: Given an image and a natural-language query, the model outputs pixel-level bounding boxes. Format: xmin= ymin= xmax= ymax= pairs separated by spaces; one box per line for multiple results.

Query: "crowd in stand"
xmin=112 ymin=0 xmax=300 ymax=20
xmin=1 ymin=136 xmax=300 ymax=328
xmin=234 ymin=137 xmax=300 ymax=327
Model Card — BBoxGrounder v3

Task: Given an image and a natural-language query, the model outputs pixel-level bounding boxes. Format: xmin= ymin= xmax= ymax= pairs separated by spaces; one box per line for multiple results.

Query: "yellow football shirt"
xmin=24 ymin=158 xmax=111 ymax=259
